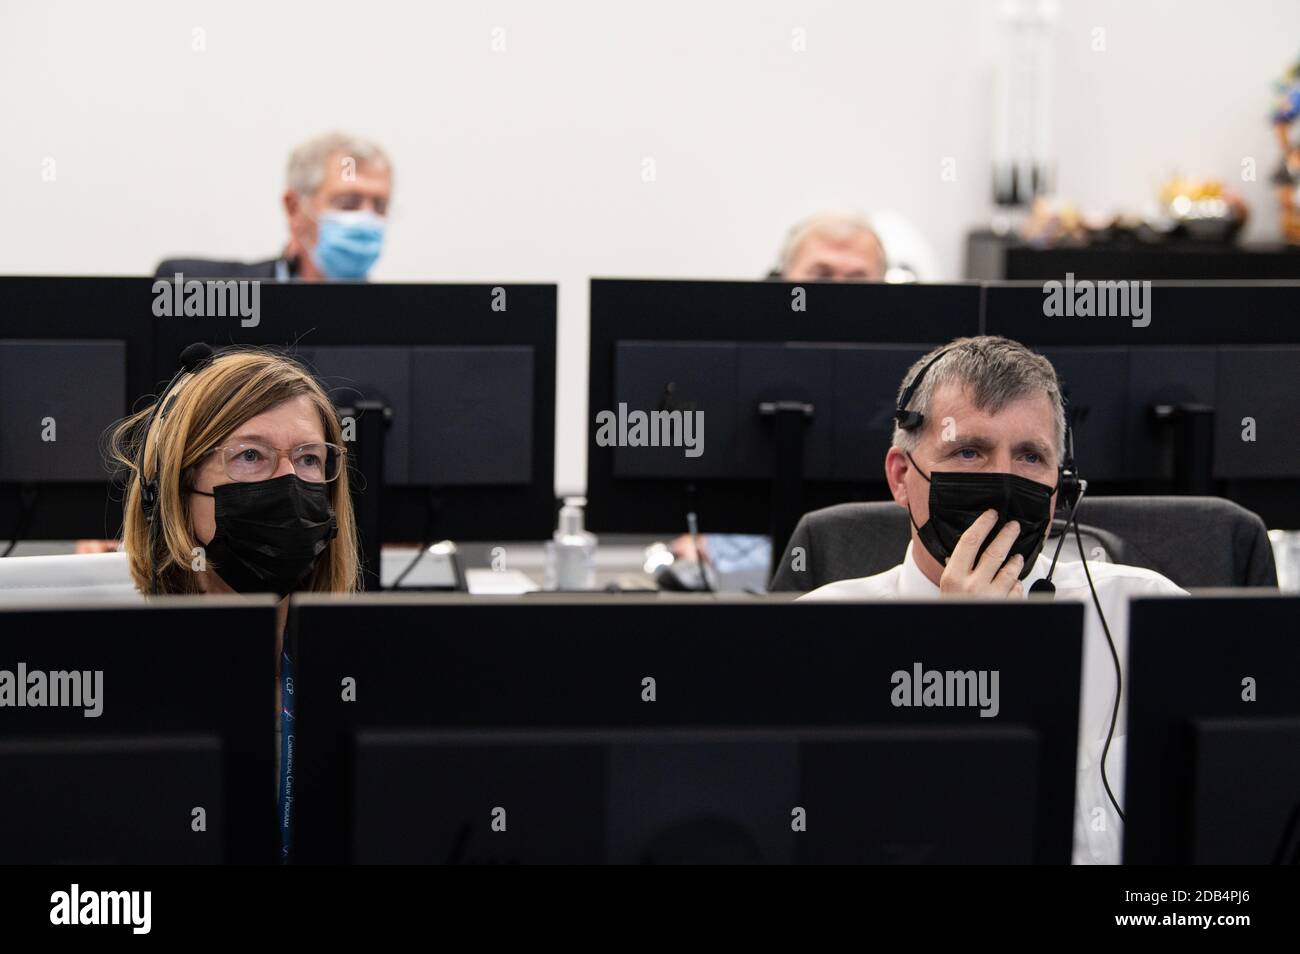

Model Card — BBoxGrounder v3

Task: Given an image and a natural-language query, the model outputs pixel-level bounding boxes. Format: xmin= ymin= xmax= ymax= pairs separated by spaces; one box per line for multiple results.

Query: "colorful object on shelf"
xmin=1271 ymin=53 xmax=1300 ymax=245
xmin=1018 ymin=177 xmax=1249 ymax=249
xmin=1019 ymin=197 xmax=1088 ymax=247
xmin=1156 ymin=176 xmax=1247 ymax=242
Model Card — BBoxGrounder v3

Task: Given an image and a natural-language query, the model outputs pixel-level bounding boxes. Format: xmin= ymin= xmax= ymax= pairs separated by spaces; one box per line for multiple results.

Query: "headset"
xmin=894 ymin=346 xmax=1125 ymax=822
xmin=137 ymin=342 xmax=216 ymax=592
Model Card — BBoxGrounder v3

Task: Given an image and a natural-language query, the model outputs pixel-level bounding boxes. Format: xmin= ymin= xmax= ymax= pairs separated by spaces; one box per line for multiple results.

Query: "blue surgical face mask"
xmin=311 ymin=209 xmax=385 ymax=280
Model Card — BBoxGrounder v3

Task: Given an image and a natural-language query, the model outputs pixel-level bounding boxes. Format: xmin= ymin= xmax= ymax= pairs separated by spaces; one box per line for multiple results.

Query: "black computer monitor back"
xmin=982 ymin=281 xmax=1300 ymax=348
xmin=1123 ymin=592 xmax=1300 ymax=864
xmin=586 ymin=279 xmax=982 ymax=536
xmin=151 ymin=280 xmax=558 ymax=543
xmin=0 ymin=276 xmax=157 ymax=539
xmin=0 ymin=341 xmax=126 ymax=483
xmin=290 ymin=595 xmax=1083 ymax=864
xmin=982 ymin=281 xmax=1300 ymax=525
xmin=0 ymin=597 xmax=279 ymax=864
xmin=351 ymin=725 xmax=1042 ymax=864
xmin=0 ymin=277 xmax=558 ymax=542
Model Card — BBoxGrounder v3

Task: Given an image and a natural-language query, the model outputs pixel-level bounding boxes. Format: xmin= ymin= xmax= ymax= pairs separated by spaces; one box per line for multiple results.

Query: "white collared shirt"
xmin=800 ymin=542 xmax=1185 ymax=864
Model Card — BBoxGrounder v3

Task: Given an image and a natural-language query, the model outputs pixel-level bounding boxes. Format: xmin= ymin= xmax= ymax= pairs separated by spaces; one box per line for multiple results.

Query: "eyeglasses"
xmin=212 ymin=441 xmax=345 ymax=483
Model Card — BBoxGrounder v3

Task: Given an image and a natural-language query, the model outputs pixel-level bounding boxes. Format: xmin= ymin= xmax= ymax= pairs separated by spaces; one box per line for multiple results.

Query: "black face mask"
xmin=905 ymin=453 xmax=1056 ymax=581
xmin=194 ymin=474 xmax=338 ymax=597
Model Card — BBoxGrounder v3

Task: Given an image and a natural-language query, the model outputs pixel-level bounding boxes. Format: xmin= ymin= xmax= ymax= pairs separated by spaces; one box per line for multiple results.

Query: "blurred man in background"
xmin=155 ymin=131 xmax=392 ymax=281
xmin=775 ymin=210 xmax=888 ymax=281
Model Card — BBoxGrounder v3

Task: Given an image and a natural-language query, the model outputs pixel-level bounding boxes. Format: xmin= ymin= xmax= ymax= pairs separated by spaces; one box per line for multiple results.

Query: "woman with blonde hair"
xmin=112 ymin=346 xmax=359 ymax=605
xmin=110 ymin=345 xmax=360 ymax=859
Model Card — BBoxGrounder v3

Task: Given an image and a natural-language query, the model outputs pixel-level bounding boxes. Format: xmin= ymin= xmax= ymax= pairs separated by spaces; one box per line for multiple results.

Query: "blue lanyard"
xmin=278 ymin=648 xmax=295 ymax=862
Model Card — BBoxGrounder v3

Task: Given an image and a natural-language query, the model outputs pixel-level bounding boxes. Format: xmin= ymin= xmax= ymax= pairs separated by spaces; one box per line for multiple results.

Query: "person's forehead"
xmin=230 ymin=396 xmax=324 ymax=442
xmin=926 ymin=382 xmax=1056 ymax=437
xmin=804 ymin=229 xmax=878 ymax=256
xmin=318 ymin=151 xmax=390 ymax=189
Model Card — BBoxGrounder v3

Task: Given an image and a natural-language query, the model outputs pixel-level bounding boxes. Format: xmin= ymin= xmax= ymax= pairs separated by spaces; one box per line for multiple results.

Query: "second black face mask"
xmin=195 ymin=473 xmax=338 ymax=597
xmin=905 ymin=453 xmax=1056 ymax=580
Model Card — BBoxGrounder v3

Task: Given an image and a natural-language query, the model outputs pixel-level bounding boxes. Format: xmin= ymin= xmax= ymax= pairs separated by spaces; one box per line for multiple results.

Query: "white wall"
xmin=3 ymin=0 xmax=1297 ymax=496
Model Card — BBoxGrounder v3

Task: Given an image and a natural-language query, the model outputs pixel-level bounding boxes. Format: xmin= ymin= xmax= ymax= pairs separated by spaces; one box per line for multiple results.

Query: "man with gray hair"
xmin=156 ymin=130 xmax=392 ymax=281
xmin=775 ymin=210 xmax=887 ymax=281
xmin=801 ymin=336 xmax=1184 ymax=864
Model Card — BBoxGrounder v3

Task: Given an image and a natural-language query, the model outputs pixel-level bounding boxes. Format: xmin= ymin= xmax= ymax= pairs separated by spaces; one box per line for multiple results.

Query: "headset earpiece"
xmin=1055 ymin=394 xmax=1083 ymax=508
xmin=135 ymin=342 xmax=217 ymax=554
xmin=893 ymin=348 xmax=954 ymax=433
xmin=1056 ymin=463 xmax=1081 ymax=509
xmin=140 ymin=478 xmax=159 ymax=522
xmin=893 ymin=409 xmax=925 ymax=431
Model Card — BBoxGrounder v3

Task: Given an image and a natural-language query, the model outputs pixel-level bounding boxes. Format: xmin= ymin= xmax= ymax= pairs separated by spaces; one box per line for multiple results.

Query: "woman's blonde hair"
xmin=109 ymin=348 xmax=360 ymax=596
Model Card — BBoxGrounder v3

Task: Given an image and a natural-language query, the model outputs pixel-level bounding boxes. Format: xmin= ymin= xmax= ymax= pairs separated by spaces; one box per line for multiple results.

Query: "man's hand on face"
xmin=938 ymin=509 xmax=1025 ymax=598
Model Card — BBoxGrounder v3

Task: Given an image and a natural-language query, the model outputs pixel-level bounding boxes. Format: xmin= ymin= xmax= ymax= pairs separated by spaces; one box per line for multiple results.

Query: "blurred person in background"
xmin=155 ymin=131 xmax=392 ymax=282
xmin=773 ymin=210 xmax=888 ymax=281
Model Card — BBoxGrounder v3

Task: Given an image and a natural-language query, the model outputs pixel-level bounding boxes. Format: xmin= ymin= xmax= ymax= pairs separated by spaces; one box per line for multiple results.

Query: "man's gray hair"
xmin=891 ymin=336 xmax=1067 ymax=461
xmin=285 ymin=131 xmax=391 ymax=197
xmin=778 ymin=210 xmax=885 ymax=275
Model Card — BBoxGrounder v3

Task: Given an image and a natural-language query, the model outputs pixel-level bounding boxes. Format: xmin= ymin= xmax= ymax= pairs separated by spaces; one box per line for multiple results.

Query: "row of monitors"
xmin=2 ymin=592 xmax=1296 ymax=865
xmin=606 ymin=341 xmax=1293 ymax=480
xmin=2 ymin=277 xmax=1299 ymax=539
xmin=1 ymin=339 xmax=1290 ymax=485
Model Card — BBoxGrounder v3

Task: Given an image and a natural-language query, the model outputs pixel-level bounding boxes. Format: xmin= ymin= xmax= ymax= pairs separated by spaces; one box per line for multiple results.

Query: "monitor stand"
xmin=759 ymin=399 xmax=814 ymax=576
xmin=340 ymin=399 xmax=392 ymax=591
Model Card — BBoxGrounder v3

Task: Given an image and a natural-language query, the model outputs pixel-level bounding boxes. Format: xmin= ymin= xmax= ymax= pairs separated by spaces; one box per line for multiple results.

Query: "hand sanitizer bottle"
xmin=544 ymin=497 xmax=597 ymax=591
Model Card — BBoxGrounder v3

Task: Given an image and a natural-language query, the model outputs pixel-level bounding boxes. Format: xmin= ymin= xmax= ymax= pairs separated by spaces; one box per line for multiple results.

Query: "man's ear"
xmin=885 ymin=446 xmax=911 ymax=507
xmin=283 ymin=191 xmax=311 ymax=257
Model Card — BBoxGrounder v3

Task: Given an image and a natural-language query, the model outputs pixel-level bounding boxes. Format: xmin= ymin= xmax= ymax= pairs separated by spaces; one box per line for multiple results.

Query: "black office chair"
xmin=769 ymin=495 xmax=1277 ymax=593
